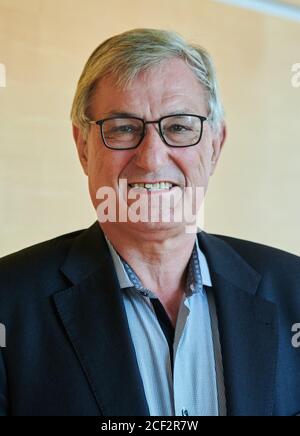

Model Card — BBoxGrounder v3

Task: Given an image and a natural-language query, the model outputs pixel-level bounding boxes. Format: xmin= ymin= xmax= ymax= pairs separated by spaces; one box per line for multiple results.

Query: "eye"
xmin=167 ymin=124 xmax=191 ymax=133
xmin=112 ymin=124 xmax=138 ymax=133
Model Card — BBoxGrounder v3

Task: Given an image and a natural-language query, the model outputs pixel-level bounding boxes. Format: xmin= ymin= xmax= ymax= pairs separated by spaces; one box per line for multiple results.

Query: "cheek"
xmin=88 ymin=141 xmax=133 ymax=187
xmin=172 ymin=145 xmax=213 ymax=185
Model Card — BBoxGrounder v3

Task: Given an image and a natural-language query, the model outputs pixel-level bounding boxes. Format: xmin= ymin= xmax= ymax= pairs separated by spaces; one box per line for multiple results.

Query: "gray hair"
xmin=71 ymin=28 xmax=224 ymax=138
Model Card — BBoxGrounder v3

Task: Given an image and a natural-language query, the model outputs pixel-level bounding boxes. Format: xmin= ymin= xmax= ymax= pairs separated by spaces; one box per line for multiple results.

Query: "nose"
xmin=134 ymin=123 xmax=170 ymax=172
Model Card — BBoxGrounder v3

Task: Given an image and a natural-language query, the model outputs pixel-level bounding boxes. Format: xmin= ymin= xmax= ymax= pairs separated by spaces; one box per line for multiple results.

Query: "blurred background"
xmin=0 ymin=0 xmax=299 ymax=257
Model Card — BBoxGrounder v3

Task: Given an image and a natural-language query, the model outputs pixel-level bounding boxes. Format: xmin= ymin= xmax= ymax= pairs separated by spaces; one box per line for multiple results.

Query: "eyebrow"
xmin=101 ymin=108 xmax=198 ymax=118
xmin=102 ymin=110 xmax=139 ymax=118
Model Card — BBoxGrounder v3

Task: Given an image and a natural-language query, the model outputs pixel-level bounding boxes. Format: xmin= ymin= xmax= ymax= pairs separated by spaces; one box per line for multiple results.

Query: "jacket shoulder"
xmin=0 ymin=229 xmax=84 ymax=298
xmin=210 ymin=234 xmax=300 ymax=301
xmin=212 ymin=234 xmax=300 ymax=269
xmin=0 ymin=229 xmax=83 ymax=267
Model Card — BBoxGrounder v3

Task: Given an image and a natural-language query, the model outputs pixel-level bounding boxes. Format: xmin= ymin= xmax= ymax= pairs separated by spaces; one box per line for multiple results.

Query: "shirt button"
xmin=182 ymin=408 xmax=189 ymax=416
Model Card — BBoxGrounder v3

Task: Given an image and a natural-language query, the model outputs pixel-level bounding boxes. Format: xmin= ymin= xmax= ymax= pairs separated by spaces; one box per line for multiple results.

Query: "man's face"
xmin=74 ymin=57 xmax=225 ymax=235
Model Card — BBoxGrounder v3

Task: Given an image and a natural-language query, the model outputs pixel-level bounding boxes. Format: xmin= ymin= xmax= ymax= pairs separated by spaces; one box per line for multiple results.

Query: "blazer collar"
xmin=59 ymin=221 xmax=109 ymax=285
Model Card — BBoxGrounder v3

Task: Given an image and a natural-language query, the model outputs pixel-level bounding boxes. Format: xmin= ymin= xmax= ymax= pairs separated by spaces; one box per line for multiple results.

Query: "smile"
xmin=128 ymin=182 xmax=177 ymax=192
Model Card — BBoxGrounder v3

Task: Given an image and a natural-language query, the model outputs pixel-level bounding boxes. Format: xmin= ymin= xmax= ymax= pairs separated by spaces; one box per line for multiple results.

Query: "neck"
xmin=101 ymin=223 xmax=197 ymax=326
xmin=101 ymin=223 xmax=196 ymax=299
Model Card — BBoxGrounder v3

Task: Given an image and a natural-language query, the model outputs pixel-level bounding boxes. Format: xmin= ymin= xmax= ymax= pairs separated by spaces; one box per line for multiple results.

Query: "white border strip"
xmin=214 ymin=0 xmax=300 ymax=22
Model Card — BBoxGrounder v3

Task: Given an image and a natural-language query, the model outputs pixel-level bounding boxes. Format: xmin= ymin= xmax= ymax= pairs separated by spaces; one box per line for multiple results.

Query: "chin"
xmin=125 ymin=220 xmax=186 ymax=235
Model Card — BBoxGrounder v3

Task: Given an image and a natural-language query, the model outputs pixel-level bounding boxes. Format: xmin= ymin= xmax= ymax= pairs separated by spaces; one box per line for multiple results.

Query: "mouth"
xmin=128 ymin=181 xmax=180 ymax=193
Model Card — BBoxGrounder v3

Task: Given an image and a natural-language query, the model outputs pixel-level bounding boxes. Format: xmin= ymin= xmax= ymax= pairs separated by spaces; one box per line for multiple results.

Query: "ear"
xmin=210 ymin=122 xmax=227 ymax=176
xmin=73 ymin=124 xmax=89 ymax=175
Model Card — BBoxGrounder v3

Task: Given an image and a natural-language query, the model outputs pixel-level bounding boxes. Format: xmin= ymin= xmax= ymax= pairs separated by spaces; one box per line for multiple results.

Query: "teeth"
xmin=130 ymin=182 xmax=174 ymax=190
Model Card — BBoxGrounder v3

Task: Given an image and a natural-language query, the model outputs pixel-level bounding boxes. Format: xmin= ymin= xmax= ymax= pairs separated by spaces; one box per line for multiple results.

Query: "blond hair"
xmin=71 ymin=28 xmax=224 ymax=139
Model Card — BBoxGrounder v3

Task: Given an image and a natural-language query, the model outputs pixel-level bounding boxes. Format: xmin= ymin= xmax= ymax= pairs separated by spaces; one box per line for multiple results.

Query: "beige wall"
xmin=0 ymin=0 xmax=299 ymax=257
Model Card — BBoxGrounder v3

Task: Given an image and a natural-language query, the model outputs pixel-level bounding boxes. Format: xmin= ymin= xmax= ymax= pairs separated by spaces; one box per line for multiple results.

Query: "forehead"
xmin=90 ymin=58 xmax=208 ymax=117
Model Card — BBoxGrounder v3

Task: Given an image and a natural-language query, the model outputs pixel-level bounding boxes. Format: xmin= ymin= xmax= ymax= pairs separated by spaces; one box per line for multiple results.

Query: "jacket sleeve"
xmin=0 ymin=349 xmax=8 ymax=416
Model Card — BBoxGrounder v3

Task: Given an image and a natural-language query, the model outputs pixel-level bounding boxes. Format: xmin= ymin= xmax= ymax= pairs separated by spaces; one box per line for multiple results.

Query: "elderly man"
xmin=0 ymin=29 xmax=299 ymax=417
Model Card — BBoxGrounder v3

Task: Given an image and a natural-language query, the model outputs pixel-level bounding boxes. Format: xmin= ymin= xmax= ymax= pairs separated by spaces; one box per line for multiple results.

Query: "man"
xmin=0 ymin=28 xmax=299 ymax=417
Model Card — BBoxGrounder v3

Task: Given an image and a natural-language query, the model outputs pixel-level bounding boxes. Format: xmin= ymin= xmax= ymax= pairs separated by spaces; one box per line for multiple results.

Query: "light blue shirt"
xmin=105 ymin=234 xmax=226 ymax=416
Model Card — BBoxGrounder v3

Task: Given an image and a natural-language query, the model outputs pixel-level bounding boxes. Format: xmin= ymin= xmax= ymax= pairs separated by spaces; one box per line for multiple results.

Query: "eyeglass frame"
xmin=88 ymin=114 xmax=208 ymax=150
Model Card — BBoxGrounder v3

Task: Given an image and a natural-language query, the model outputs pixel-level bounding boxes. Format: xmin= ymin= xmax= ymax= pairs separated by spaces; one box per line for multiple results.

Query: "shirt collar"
xmin=105 ymin=233 xmax=212 ymax=299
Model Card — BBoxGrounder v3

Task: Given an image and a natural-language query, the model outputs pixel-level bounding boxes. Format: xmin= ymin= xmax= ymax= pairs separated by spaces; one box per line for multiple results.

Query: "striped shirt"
xmin=105 ymin=234 xmax=226 ymax=416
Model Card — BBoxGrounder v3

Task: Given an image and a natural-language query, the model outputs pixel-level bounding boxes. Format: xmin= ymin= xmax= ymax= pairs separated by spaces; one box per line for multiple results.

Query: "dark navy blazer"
xmin=0 ymin=222 xmax=299 ymax=416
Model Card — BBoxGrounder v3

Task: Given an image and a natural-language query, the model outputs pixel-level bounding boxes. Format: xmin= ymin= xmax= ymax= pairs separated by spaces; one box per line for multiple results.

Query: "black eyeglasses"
xmin=88 ymin=114 xmax=208 ymax=150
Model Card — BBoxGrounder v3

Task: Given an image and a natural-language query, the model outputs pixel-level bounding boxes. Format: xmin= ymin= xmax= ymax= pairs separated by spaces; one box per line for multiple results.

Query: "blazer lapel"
xmin=53 ymin=222 xmax=149 ymax=416
xmin=199 ymin=232 xmax=279 ymax=416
